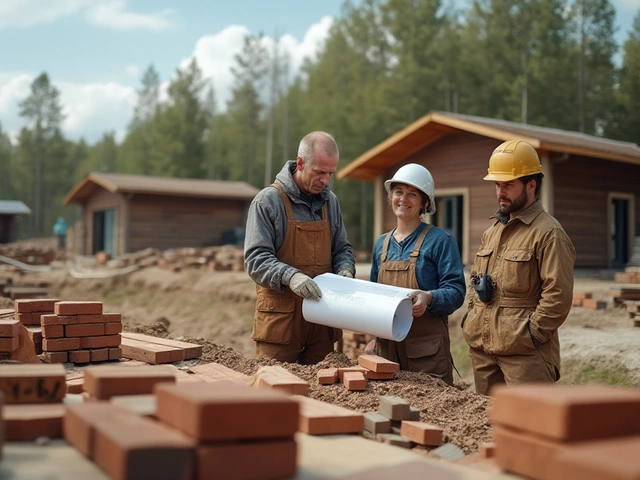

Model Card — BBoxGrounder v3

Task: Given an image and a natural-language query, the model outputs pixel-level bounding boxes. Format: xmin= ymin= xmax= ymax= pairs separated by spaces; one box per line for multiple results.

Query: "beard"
xmin=498 ymin=187 xmax=529 ymax=216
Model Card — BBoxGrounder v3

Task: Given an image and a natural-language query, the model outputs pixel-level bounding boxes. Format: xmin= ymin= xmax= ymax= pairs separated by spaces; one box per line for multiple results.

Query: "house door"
xmin=93 ymin=209 xmax=116 ymax=256
xmin=610 ymin=197 xmax=630 ymax=268
xmin=433 ymin=195 xmax=464 ymax=257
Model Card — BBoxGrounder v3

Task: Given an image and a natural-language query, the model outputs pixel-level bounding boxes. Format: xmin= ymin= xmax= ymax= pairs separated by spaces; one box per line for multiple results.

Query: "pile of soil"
xmin=129 ymin=321 xmax=492 ymax=455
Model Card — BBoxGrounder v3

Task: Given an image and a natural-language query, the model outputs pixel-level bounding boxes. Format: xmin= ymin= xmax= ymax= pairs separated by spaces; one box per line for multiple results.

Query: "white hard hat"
xmin=384 ymin=163 xmax=436 ymax=215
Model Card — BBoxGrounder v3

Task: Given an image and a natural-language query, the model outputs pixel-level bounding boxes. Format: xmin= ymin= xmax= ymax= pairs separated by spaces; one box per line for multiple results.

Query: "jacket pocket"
xmin=252 ymin=295 xmax=295 ymax=344
xmin=461 ymin=308 xmax=483 ymax=350
xmin=405 ymin=334 xmax=450 ymax=377
xmin=472 ymin=248 xmax=493 ymax=277
xmin=494 ymin=310 xmax=536 ymax=355
xmin=502 ymin=249 xmax=533 ymax=294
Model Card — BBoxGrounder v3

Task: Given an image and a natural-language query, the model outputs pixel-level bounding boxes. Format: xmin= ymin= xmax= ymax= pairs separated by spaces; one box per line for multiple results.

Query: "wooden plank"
xmin=121 ymin=332 xmax=202 ymax=359
xmin=295 ymin=395 xmax=364 ymax=435
xmin=120 ymin=337 xmax=185 ymax=364
xmin=188 ymin=362 xmax=252 ymax=384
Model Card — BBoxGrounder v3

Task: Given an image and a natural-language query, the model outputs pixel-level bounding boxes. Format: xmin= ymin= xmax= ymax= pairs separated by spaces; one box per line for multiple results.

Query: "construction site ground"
xmin=1 ymin=246 xmax=639 ymax=478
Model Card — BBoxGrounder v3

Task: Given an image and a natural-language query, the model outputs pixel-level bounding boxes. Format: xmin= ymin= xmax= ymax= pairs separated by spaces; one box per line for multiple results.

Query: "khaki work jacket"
xmin=462 ymin=201 xmax=575 ymax=366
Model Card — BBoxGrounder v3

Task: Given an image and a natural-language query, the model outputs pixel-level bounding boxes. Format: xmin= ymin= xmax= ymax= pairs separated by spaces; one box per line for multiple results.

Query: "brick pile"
xmin=340 ymin=330 xmax=375 ymax=358
xmin=64 ymin=378 xmax=299 ymax=480
xmin=614 ymin=266 xmax=640 ymax=284
xmin=490 ymin=383 xmax=640 ymax=480
xmin=610 ymin=286 xmax=640 ymax=308
xmin=13 ymin=299 xmax=122 ymax=364
xmin=0 ymin=364 xmax=67 ymax=441
xmin=0 ymin=316 xmax=20 ymax=356
xmin=572 ymin=291 xmax=607 ymax=309
xmin=318 ymin=354 xmax=399 ymax=392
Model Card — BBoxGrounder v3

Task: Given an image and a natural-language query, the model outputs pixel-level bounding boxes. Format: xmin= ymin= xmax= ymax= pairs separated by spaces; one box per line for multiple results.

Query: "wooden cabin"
xmin=63 ymin=173 xmax=259 ymax=256
xmin=338 ymin=111 xmax=640 ymax=268
xmin=0 ymin=201 xmax=31 ymax=244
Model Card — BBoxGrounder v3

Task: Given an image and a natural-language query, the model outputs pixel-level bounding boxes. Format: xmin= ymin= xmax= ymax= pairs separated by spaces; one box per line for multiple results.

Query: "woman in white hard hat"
xmin=367 ymin=163 xmax=466 ymax=385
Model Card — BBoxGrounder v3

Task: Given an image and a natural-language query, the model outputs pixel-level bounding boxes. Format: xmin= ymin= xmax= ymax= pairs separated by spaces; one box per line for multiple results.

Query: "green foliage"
xmin=559 ymin=357 xmax=640 ymax=388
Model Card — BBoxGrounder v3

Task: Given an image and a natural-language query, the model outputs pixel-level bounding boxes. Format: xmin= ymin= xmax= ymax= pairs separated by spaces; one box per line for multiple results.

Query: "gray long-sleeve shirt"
xmin=244 ymin=161 xmax=355 ymax=291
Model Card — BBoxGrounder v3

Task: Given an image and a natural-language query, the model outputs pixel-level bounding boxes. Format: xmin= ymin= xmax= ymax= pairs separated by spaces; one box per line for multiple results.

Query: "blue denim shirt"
xmin=244 ymin=161 xmax=355 ymax=292
xmin=370 ymin=222 xmax=466 ymax=317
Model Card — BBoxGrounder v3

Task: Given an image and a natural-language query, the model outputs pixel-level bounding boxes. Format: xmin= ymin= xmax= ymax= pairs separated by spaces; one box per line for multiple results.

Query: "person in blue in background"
xmin=366 ymin=163 xmax=466 ymax=385
xmin=53 ymin=217 xmax=68 ymax=249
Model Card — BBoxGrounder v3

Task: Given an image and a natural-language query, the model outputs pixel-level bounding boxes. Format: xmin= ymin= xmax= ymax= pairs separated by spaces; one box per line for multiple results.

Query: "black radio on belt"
xmin=471 ymin=273 xmax=496 ymax=303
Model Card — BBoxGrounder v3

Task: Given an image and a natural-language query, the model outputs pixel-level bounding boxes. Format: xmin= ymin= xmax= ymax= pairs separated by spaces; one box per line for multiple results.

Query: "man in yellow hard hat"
xmin=462 ymin=140 xmax=576 ymax=395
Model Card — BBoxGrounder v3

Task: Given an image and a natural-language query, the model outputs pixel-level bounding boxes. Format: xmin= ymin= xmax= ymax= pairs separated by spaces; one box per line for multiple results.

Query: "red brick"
xmin=43 ymin=337 xmax=81 ymax=352
xmin=317 ymin=367 xmax=338 ymax=385
xmin=105 ymin=322 xmax=123 ymax=335
xmin=55 ymin=301 xmax=103 ymax=315
xmin=155 ymin=381 xmax=299 ymax=442
xmin=253 ymin=365 xmax=309 ymax=396
xmin=80 ymin=334 xmax=120 ymax=349
xmin=582 ymin=298 xmax=607 ymax=310
xmin=366 ymin=370 xmax=396 ymax=380
xmin=84 ymin=365 xmax=176 ymax=400
xmin=554 ymin=435 xmax=640 ymax=480
xmin=357 ymin=354 xmax=400 ymax=373
xmin=0 ymin=335 xmax=19 ymax=353
xmin=195 ymin=439 xmax=296 ymax=480
xmin=120 ymin=337 xmax=183 ymax=364
xmin=15 ymin=312 xmax=36 ymax=325
xmin=14 ymin=299 xmax=32 ymax=313
xmin=63 ymin=402 xmax=130 ymax=457
xmin=0 ymin=318 xmax=20 ymax=337
xmin=93 ymin=413 xmax=194 ymax=480
xmin=338 ymin=366 xmax=369 ymax=381
xmin=343 ymin=371 xmax=367 ymax=391
xmin=103 ymin=313 xmax=122 ymax=323
xmin=400 ymin=421 xmax=443 ymax=446
xmin=297 ymin=395 xmax=364 ymax=435
xmin=108 ymin=347 xmax=122 ymax=360
xmin=25 ymin=326 xmax=42 ymax=343
xmin=121 ymin=332 xmax=201 ymax=359
xmin=42 ymin=324 xmax=64 ymax=338
xmin=69 ymin=350 xmax=91 ymax=364
xmin=3 ymin=403 xmax=65 ymax=440
xmin=490 ymin=384 xmax=640 ymax=441
xmin=76 ymin=314 xmax=106 ymax=324
xmin=90 ymin=348 xmax=109 ymax=363
xmin=66 ymin=372 xmax=84 ymax=394
xmin=41 ymin=314 xmax=78 ymax=326
xmin=29 ymin=299 xmax=58 ymax=312
xmin=65 ymin=323 xmax=105 ymax=337
xmin=41 ymin=351 xmax=68 ymax=363
xmin=0 ymin=364 xmax=66 ymax=404
xmin=479 ymin=441 xmax=496 ymax=459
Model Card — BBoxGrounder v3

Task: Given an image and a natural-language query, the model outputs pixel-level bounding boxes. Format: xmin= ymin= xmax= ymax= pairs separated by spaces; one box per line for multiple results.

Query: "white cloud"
xmin=85 ymin=0 xmax=176 ymax=31
xmin=0 ymin=0 xmax=90 ymax=28
xmin=182 ymin=16 xmax=334 ymax=112
xmin=0 ymin=0 xmax=175 ymax=31
xmin=59 ymin=80 xmax=136 ymax=142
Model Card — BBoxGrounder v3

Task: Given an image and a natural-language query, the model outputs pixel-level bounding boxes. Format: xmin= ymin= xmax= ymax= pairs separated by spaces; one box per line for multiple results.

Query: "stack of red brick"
xmin=14 ymin=299 xmax=122 ymax=364
xmin=318 ymin=354 xmax=399 ymax=391
xmin=0 ymin=316 xmax=20 ymax=357
xmin=65 ymin=376 xmax=299 ymax=480
xmin=572 ymin=291 xmax=607 ymax=309
xmin=491 ymin=383 xmax=640 ymax=480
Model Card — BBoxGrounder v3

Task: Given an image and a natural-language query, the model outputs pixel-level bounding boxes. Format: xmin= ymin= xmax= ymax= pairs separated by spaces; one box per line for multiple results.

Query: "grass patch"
xmin=559 ymin=357 xmax=640 ymax=388
xmin=449 ymin=324 xmax=474 ymax=384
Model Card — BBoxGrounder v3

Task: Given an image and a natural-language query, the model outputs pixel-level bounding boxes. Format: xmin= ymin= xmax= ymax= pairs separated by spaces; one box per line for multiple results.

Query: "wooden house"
xmin=338 ymin=111 xmax=640 ymax=268
xmin=0 ymin=201 xmax=31 ymax=244
xmin=63 ymin=173 xmax=259 ymax=256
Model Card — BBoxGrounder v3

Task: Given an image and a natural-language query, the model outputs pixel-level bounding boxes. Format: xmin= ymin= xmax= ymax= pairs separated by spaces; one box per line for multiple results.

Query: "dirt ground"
xmin=3 ymin=257 xmax=640 ymax=456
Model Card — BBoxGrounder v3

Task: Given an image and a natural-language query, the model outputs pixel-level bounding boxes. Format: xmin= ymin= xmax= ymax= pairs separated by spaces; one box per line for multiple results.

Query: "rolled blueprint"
xmin=302 ymin=273 xmax=414 ymax=341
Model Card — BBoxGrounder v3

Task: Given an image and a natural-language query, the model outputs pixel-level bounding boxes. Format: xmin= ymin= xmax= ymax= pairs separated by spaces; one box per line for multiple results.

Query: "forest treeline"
xmin=1 ymin=0 xmax=639 ymax=250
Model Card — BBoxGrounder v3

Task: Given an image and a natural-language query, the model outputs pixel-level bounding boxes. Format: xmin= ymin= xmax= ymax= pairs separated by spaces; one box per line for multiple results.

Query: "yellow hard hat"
xmin=484 ymin=140 xmax=542 ymax=181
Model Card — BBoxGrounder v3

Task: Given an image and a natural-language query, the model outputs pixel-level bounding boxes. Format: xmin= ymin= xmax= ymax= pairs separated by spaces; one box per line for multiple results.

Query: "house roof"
xmin=63 ymin=172 xmax=260 ymax=205
xmin=0 ymin=200 xmax=31 ymax=215
xmin=338 ymin=111 xmax=640 ymax=181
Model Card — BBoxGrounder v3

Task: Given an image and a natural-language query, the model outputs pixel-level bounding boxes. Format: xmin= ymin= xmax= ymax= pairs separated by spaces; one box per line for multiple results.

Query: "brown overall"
xmin=252 ymin=184 xmax=341 ymax=364
xmin=375 ymin=225 xmax=454 ymax=385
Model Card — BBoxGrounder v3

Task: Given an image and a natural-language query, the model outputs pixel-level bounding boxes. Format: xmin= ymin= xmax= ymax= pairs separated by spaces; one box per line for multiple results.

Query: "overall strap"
xmin=409 ymin=224 xmax=433 ymax=264
xmin=381 ymin=231 xmax=393 ymax=263
xmin=272 ymin=183 xmax=294 ymax=221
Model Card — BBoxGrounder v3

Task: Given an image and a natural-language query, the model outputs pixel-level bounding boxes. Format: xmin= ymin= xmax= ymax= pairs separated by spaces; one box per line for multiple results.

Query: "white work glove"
xmin=408 ymin=290 xmax=432 ymax=317
xmin=337 ymin=269 xmax=354 ymax=278
xmin=289 ymin=272 xmax=322 ymax=301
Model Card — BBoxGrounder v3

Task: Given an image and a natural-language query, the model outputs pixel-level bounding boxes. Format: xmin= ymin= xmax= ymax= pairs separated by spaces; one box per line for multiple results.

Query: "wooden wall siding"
xmin=82 ymin=188 xmax=127 ymax=256
xmin=128 ymin=194 xmax=249 ymax=251
xmin=554 ymin=156 xmax=640 ymax=267
xmin=380 ymin=133 xmax=500 ymax=266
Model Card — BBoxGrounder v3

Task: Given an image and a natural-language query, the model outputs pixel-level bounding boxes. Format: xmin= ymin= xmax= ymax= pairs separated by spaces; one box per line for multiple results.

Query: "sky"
xmin=0 ymin=0 xmax=638 ymax=145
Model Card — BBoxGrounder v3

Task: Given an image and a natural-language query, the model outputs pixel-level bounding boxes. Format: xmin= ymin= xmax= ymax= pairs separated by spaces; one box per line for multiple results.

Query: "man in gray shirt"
xmin=244 ymin=131 xmax=355 ymax=364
